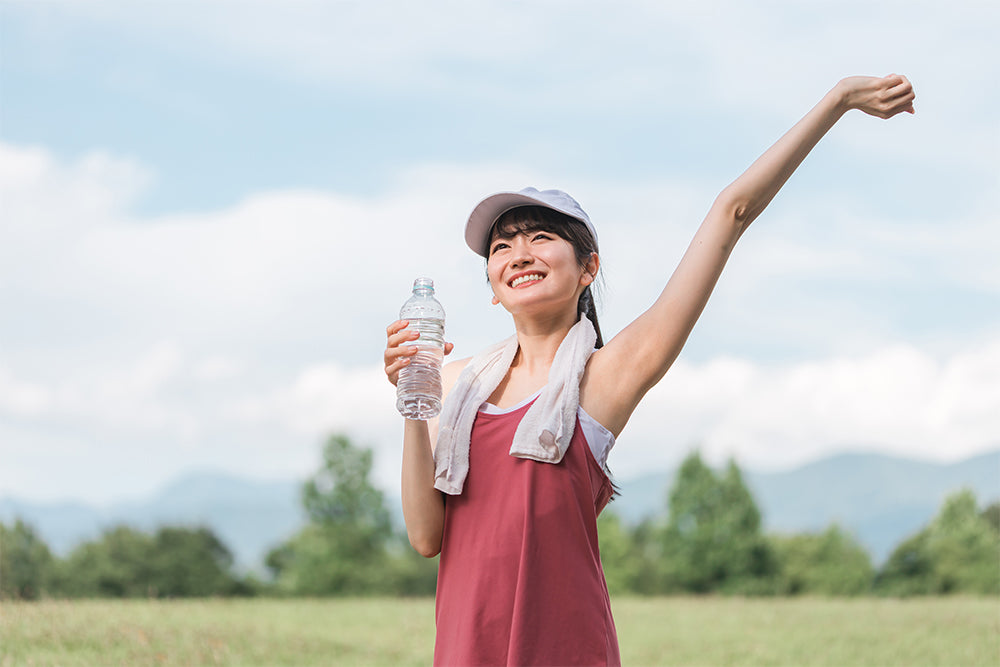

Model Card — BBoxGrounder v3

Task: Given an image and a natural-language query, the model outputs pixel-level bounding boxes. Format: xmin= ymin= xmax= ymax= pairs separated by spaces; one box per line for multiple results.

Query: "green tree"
xmin=628 ymin=518 xmax=669 ymax=594
xmin=149 ymin=526 xmax=244 ymax=597
xmin=661 ymin=453 xmax=776 ymax=594
xmin=980 ymin=501 xmax=1000 ymax=535
xmin=54 ymin=524 xmax=246 ymax=598
xmin=381 ymin=537 xmax=439 ymax=596
xmin=301 ymin=434 xmax=392 ymax=538
xmin=771 ymin=524 xmax=874 ymax=595
xmin=877 ymin=489 xmax=1000 ymax=595
xmin=267 ymin=434 xmax=395 ymax=595
xmin=597 ymin=511 xmax=642 ymax=594
xmin=56 ymin=525 xmax=155 ymax=597
xmin=0 ymin=519 xmax=55 ymax=599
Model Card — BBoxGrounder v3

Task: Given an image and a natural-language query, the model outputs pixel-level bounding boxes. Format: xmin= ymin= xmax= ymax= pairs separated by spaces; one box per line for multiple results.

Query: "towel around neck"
xmin=433 ymin=317 xmax=597 ymax=495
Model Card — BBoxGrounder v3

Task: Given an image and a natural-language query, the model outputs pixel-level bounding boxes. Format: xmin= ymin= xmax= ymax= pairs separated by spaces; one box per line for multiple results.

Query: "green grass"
xmin=1 ymin=596 xmax=997 ymax=666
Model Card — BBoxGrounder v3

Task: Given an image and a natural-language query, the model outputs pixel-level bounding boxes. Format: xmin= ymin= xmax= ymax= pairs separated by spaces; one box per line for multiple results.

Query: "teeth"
xmin=511 ymin=274 xmax=543 ymax=288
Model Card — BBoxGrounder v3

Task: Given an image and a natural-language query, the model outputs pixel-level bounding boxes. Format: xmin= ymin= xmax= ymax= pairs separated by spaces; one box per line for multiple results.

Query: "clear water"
xmin=396 ymin=317 xmax=444 ymax=419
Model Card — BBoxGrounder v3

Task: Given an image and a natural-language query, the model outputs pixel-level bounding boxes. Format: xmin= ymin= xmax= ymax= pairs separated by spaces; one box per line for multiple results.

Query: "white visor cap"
xmin=465 ymin=187 xmax=598 ymax=257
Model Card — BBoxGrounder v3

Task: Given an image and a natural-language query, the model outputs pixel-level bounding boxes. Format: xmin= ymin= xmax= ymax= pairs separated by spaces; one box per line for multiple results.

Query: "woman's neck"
xmin=510 ymin=310 xmax=578 ymax=376
xmin=485 ymin=310 xmax=578 ymax=408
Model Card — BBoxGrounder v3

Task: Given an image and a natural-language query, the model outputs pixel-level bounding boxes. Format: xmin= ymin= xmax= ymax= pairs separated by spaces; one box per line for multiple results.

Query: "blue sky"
xmin=1 ymin=0 xmax=998 ymax=505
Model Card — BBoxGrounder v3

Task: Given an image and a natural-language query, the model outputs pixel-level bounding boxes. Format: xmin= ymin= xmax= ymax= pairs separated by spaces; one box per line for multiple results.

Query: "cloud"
xmin=1 ymin=138 xmax=997 ymax=503
xmin=2 ymin=137 xmax=994 ymax=359
xmin=0 ymin=368 xmax=49 ymax=417
xmin=616 ymin=338 xmax=1000 ymax=478
xmin=3 ymin=0 xmax=997 ymax=509
xmin=209 ymin=336 xmax=1000 ymax=494
xmin=0 ymin=143 xmax=150 ymax=232
xmin=25 ymin=1 xmax=998 ymax=116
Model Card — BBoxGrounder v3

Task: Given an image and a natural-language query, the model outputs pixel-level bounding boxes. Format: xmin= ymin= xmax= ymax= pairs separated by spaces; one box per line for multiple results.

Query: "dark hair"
xmin=488 ymin=206 xmax=604 ymax=348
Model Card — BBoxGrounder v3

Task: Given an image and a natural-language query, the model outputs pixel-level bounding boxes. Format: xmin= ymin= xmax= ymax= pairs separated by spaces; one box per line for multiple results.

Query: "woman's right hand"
xmin=384 ymin=320 xmax=454 ymax=386
xmin=384 ymin=320 xmax=420 ymax=387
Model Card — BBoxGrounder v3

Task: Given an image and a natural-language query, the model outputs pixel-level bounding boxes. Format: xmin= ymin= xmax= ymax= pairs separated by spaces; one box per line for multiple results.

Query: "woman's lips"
xmin=509 ymin=273 xmax=545 ymax=288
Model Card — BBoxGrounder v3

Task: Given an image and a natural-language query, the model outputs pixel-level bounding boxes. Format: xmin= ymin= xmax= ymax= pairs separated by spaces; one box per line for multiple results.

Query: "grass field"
xmin=1 ymin=596 xmax=997 ymax=666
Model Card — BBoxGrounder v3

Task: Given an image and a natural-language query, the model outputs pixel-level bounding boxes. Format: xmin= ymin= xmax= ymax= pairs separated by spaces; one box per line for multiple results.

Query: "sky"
xmin=1 ymin=0 xmax=998 ymax=506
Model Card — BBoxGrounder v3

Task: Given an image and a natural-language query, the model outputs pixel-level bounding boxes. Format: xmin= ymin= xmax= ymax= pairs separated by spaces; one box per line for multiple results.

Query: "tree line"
xmin=2 ymin=435 xmax=998 ymax=599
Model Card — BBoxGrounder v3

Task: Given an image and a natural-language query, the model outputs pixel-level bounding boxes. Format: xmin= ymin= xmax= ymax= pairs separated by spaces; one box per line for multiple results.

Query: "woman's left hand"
xmin=839 ymin=74 xmax=915 ymax=119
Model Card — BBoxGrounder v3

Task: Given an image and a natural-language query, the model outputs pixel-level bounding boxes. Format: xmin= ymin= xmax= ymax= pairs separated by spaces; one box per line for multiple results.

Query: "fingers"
xmin=884 ymin=83 xmax=916 ymax=117
xmin=384 ymin=320 xmax=455 ymax=386
xmin=386 ymin=319 xmax=409 ymax=337
xmin=886 ymin=75 xmax=913 ymax=100
xmin=385 ymin=320 xmax=419 ymax=386
xmin=384 ymin=356 xmax=411 ymax=386
xmin=384 ymin=338 xmax=419 ymax=365
xmin=850 ymin=73 xmax=914 ymax=119
xmin=386 ymin=319 xmax=419 ymax=346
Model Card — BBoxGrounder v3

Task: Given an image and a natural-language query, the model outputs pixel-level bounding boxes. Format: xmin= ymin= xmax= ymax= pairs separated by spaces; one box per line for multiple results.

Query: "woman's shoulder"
xmin=442 ymin=357 xmax=472 ymax=396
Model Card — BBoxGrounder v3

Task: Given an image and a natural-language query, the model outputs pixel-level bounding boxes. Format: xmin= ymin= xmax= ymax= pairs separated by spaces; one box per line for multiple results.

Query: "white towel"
xmin=433 ymin=317 xmax=597 ymax=495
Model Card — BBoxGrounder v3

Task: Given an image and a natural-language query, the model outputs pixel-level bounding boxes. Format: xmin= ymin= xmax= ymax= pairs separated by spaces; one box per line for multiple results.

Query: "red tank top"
xmin=434 ymin=399 xmax=620 ymax=666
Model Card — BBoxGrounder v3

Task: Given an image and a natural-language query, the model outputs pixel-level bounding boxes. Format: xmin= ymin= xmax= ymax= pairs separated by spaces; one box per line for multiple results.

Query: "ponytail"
xmin=577 ymin=285 xmax=604 ymax=349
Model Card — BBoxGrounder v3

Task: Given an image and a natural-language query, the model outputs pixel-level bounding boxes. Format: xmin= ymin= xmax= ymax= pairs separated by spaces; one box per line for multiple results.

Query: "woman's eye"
xmin=532 ymin=233 xmax=551 ymax=242
xmin=490 ymin=242 xmax=509 ymax=254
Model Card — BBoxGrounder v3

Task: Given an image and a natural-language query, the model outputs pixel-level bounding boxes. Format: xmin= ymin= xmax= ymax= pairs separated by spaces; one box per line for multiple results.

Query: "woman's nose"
xmin=509 ymin=238 xmax=533 ymax=267
xmin=510 ymin=251 xmax=533 ymax=268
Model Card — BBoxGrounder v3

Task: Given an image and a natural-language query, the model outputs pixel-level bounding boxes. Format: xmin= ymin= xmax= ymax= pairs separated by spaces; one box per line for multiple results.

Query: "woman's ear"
xmin=581 ymin=252 xmax=600 ymax=286
xmin=492 ymin=294 xmax=501 ymax=305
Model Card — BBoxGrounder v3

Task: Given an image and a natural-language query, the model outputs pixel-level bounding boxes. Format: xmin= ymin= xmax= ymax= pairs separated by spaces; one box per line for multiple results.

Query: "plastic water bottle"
xmin=396 ymin=277 xmax=445 ymax=419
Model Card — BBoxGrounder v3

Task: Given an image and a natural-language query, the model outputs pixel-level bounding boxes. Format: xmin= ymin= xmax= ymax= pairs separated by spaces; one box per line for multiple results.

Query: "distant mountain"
xmin=0 ymin=474 xmax=305 ymax=573
xmin=2 ymin=450 xmax=997 ymax=572
xmin=610 ymin=449 xmax=1000 ymax=563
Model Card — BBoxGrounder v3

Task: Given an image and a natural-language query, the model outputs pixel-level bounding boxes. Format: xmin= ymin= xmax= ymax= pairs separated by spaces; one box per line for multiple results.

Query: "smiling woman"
xmin=486 ymin=202 xmax=603 ymax=346
xmin=383 ymin=74 xmax=915 ymax=666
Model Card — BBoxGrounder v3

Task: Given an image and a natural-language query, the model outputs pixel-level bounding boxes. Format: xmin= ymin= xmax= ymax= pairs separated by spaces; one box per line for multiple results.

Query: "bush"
xmin=771 ymin=525 xmax=874 ymax=595
xmin=876 ymin=489 xmax=1000 ymax=595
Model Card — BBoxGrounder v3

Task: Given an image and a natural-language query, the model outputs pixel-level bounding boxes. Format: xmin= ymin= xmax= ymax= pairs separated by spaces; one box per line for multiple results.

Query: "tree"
xmin=54 ymin=524 xmax=246 ymax=598
xmin=0 ymin=519 xmax=55 ymax=599
xmin=56 ymin=525 xmax=156 ymax=597
xmin=876 ymin=489 xmax=1000 ymax=595
xmin=980 ymin=502 xmax=1000 ymax=535
xmin=771 ymin=525 xmax=874 ymax=595
xmin=301 ymin=434 xmax=392 ymax=539
xmin=149 ymin=526 xmax=243 ymax=597
xmin=661 ymin=453 xmax=776 ymax=594
xmin=267 ymin=434 xmax=396 ymax=595
xmin=597 ymin=511 xmax=642 ymax=595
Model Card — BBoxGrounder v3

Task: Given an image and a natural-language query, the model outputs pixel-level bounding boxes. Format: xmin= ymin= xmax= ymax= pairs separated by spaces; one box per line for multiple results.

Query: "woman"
xmin=385 ymin=74 xmax=915 ymax=666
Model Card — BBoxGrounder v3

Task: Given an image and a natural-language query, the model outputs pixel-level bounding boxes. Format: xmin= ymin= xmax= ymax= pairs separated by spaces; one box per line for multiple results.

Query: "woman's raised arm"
xmin=581 ymin=75 xmax=915 ymax=437
xmin=719 ymin=74 xmax=914 ymax=229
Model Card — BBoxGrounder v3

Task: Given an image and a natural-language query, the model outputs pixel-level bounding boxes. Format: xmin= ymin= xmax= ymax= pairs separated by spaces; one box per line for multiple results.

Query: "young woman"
xmin=384 ymin=74 xmax=914 ymax=666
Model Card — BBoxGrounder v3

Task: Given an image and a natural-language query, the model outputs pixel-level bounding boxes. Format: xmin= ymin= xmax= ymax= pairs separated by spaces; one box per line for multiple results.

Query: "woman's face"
xmin=486 ymin=229 xmax=594 ymax=316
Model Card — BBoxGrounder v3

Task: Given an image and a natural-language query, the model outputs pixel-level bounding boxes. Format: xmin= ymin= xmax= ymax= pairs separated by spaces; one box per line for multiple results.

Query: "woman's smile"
xmin=510 ymin=272 xmax=545 ymax=288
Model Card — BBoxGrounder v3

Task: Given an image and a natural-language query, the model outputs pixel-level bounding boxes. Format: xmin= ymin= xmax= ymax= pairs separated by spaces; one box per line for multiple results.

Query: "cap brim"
xmin=465 ymin=192 xmax=549 ymax=257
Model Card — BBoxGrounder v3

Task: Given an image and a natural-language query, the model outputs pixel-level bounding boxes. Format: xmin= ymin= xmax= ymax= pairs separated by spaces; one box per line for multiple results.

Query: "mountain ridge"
xmin=2 ymin=449 xmax=997 ymax=571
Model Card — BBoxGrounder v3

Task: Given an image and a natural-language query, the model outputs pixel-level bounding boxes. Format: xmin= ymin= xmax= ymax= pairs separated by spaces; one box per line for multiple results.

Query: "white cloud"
xmin=0 ymin=144 xmax=151 ymax=228
xmin=217 ymin=336 xmax=1000 ymax=494
xmin=2 ymin=137 xmax=994 ymax=362
xmin=0 ymin=368 xmax=50 ymax=417
xmin=3 ymin=0 xmax=997 ymax=507
xmin=617 ymin=338 xmax=1000 ymax=478
xmin=1 ymin=138 xmax=997 ymax=502
xmin=1 ymin=341 xmax=192 ymax=437
xmin=32 ymin=2 xmax=997 ymax=111
xmin=227 ymin=362 xmax=395 ymax=438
